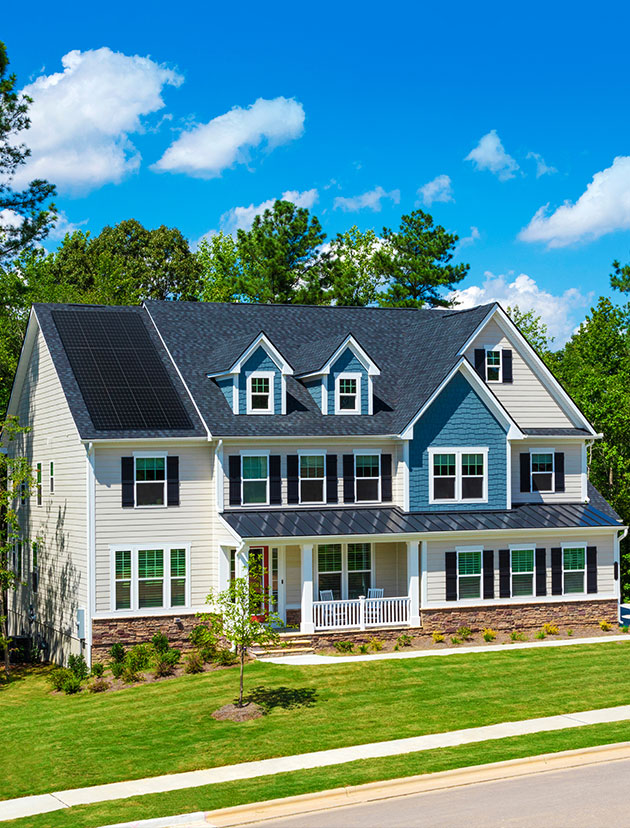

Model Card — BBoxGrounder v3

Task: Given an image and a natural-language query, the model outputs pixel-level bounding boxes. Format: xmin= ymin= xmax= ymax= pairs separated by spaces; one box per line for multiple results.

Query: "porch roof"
xmin=222 ymin=498 xmax=622 ymax=541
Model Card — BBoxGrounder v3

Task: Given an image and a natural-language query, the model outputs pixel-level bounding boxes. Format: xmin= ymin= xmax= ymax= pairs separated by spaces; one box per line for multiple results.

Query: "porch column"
xmin=407 ymin=540 xmax=420 ymax=627
xmin=236 ymin=545 xmax=249 ymax=579
xmin=300 ymin=543 xmax=315 ymax=634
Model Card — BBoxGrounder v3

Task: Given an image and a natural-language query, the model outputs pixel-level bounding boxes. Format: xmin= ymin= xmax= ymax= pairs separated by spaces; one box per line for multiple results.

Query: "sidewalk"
xmin=3 ymin=703 xmax=630 ymax=822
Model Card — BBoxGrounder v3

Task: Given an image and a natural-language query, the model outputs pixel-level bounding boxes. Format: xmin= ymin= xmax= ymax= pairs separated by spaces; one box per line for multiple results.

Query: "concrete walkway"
xmin=263 ymin=633 xmax=630 ymax=665
xmin=3 ymin=703 xmax=630 ymax=822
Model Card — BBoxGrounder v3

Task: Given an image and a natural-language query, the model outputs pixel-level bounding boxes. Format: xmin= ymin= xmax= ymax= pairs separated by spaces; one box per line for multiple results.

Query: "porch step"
xmin=251 ymin=635 xmax=314 ymax=658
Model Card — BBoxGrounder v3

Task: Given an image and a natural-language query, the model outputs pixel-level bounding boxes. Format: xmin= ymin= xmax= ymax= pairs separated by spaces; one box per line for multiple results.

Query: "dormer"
xmin=207 ymin=332 xmax=293 ymax=415
xmin=297 ymin=335 xmax=380 ymax=416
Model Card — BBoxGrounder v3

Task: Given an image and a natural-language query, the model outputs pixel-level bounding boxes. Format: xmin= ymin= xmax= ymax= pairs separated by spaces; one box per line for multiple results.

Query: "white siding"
xmin=511 ymin=441 xmax=583 ymax=503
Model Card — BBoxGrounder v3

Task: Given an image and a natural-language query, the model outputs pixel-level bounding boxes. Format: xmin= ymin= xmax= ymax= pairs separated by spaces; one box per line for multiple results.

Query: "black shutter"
xmin=499 ymin=549 xmax=510 ymax=598
xmin=555 ymin=452 xmax=565 ymax=493
xmin=520 ymin=453 xmax=531 ymax=493
xmin=445 ymin=551 xmax=457 ymax=601
xmin=502 ymin=349 xmax=513 ymax=383
xmin=483 ymin=550 xmax=494 ymax=599
xmin=121 ymin=457 xmax=134 ymax=508
xmin=228 ymin=455 xmax=241 ymax=506
xmin=326 ymin=454 xmax=338 ymax=504
xmin=381 ymin=454 xmax=392 ymax=502
xmin=474 ymin=348 xmax=486 ymax=379
xmin=536 ymin=548 xmax=547 ymax=596
xmin=287 ymin=455 xmax=299 ymax=504
xmin=269 ymin=455 xmax=282 ymax=505
xmin=167 ymin=456 xmax=180 ymax=506
xmin=343 ymin=454 xmax=355 ymax=503
xmin=551 ymin=547 xmax=562 ymax=595
xmin=587 ymin=546 xmax=598 ymax=593
xmin=615 ymin=561 xmax=619 ymax=581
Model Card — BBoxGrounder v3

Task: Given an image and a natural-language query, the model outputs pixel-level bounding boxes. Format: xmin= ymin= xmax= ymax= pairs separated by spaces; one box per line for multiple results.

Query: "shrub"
xmin=456 ymin=626 xmax=473 ymax=641
xmin=109 ymin=642 xmax=126 ymax=664
xmin=368 ymin=637 xmax=384 ymax=652
xmin=151 ymin=632 xmax=170 ymax=653
xmin=599 ymin=620 xmax=613 ymax=631
xmin=396 ymin=634 xmax=413 ymax=647
xmin=622 ymin=625 xmax=629 ymax=634
xmin=542 ymin=623 xmax=559 ymax=635
xmin=432 ymin=631 xmax=445 ymax=643
xmin=63 ymin=675 xmax=83 ymax=695
xmin=510 ymin=631 xmax=527 ymax=642
xmin=450 ymin=636 xmax=461 ymax=644
xmin=189 ymin=624 xmax=218 ymax=662
xmin=184 ymin=651 xmax=204 ymax=674
xmin=567 ymin=629 xmax=573 ymax=636
xmin=334 ymin=640 xmax=354 ymax=653
xmin=110 ymin=661 xmax=124 ymax=679
xmin=125 ymin=643 xmax=152 ymax=673
xmin=535 ymin=630 xmax=546 ymax=640
xmin=47 ymin=667 xmax=73 ymax=691
xmin=89 ymin=677 xmax=109 ymax=693
xmin=68 ymin=654 xmax=89 ymax=680
xmin=90 ymin=662 xmax=105 ymax=678
xmin=482 ymin=628 xmax=497 ymax=642
xmin=122 ymin=667 xmax=141 ymax=684
xmin=358 ymin=643 xmax=369 ymax=654
xmin=214 ymin=648 xmax=237 ymax=666
xmin=153 ymin=648 xmax=181 ymax=677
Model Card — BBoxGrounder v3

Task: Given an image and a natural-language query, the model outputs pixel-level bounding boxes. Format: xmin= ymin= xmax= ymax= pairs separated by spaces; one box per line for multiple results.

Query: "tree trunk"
xmin=1 ymin=589 xmax=10 ymax=679
xmin=239 ymin=645 xmax=244 ymax=707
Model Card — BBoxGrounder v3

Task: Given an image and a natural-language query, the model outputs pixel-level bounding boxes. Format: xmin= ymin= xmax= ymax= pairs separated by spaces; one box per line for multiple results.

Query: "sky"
xmin=6 ymin=0 xmax=630 ymax=344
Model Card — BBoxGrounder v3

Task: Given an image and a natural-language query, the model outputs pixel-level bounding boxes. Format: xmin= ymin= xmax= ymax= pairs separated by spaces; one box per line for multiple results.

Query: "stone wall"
xmin=91 ymin=614 xmax=206 ymax=662
xmin=311 ymin=626 xmax=419 ymax=652
xmin=286 ymin=609 xmax=301 ymax=628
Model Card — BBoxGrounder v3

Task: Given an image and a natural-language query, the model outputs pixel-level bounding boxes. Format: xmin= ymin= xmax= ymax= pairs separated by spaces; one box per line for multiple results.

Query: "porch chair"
xmin=367 ymin=587 xmax=384 ymax=599
xmin=319 ymin=590 xmax=334 ymax=601
xmin=366 ymin=586 xmax=384 ymax=624
xmin=319 ymin=589 xmax=335 ymax=627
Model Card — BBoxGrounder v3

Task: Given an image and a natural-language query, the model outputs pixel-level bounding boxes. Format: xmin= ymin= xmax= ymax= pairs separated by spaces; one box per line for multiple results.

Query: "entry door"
xmin=249 ymin=546 xmax=285 ymax=622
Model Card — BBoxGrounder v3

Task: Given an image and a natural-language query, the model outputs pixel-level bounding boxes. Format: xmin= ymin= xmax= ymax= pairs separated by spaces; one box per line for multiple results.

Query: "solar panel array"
xmin=52 ymin=309 xmax=193 ymax=431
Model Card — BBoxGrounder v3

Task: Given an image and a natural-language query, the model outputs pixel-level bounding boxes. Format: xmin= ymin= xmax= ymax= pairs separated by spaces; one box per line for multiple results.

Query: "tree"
xmin=0 ymin=41 xmax=56 ymax=266
xmin=197 ymin=233 xmax=241 ymax=302
xmin=203 ymin=563 xmax=282 ymax=707
xmin=507 ymin=305 xmax=555 ymax=359
xmin=375 ymin=210 xmax=469 ymax=308
xmin=610 ymin=257 xmax=630 ymax=293
xmin=324 ymin=226 xmax=384 ymax=306
xmin=236 ymin=200 xmax=328 ymax=304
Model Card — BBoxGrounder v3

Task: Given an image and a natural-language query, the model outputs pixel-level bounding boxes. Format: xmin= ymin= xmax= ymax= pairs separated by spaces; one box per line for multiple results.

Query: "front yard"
xmin=2 ymin=641 xmax=630 ymax=802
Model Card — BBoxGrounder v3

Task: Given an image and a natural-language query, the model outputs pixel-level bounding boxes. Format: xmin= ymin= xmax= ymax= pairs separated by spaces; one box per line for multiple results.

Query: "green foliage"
xmin=456 ymin=626 xmax=473 ymax=641
xmin=89 ymin=677 xmax=109 ymax=693
xmin=542 ymin=623 xmax=559 ymax=636
xmin=184 ymin=651 xmax=204 ymax=674
xmin=358 ymin=643 xmax=369 ymax=654
xmin=109 ymin=643 xmax=126 ymax=664
xmin=47 ymin=667 xmax=73 ymax=691
xmin=122 ymin=667 xmax=141 ymax=684
xmin=197 ymin=233 xmax=240 ymax=302
xmin=151 ymin=632 xmax=170 ymax=654
xmin=68 ymin=654 xmax=89 ymax=680
xmin=368 ymin=637 xmax=384 ymax=652
xmin=535 ymin=630 xmax=546 ymax=640
xmin=90 ymin=662 xmax=105 ymax=678
xmin=125 ymin=644 xmax=153 ymax=673
xmin=189 ymin=624 xmax=218 ymax=662
xmin=110 ymin=662 xmax=124 ymax=680
xmin=450 ymin=636 xmax=462 ymax=644
xmin=567 ymin=629 xmax=573 ymax=636
xmin=482 ymin=628 xmax=497 ymax=642
xmin=333 ymin=640 xmax=354 ymax=653
xmin=621 ymin=626 xmax=629 ymax=634
xmin=432 ymin=631 xmax=445 ymax=643
xmin=62 ymin=675 xmax=83 ymax=695
xmin=507 ymin=305 xmax=555 ymax=356
xmin=510 ymin=631 xmax=527 ymax=642
xmin=324 ymin=226 xmax=383 ymax=306
xmin=153 ymin=648 xmax=181 ymax=677
xmin=396 ymin=634 xmax=413 ymax=647
xmin=213 ymin=648 xmax=238 ymax=666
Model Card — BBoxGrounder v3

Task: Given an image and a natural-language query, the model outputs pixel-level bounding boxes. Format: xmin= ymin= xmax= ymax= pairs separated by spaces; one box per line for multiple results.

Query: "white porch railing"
xmin=312 ymin=596 xmax=410 ymax=631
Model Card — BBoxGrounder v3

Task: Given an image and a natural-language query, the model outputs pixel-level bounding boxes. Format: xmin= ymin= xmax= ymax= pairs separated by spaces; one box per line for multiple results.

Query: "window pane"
xmin=300 ymin=479 xmax=324 ymax=502
xmin=251 ymin=394 xmax=270 ymax=410
xmin=433 ymin=454 xmax=456 ymax=476
xmin=461 ymin=477 xmax=483 ymax=499
xmin=116 ymin=550 xmax=131 ymax=579
xmin=348 ymin=543 xmax=371 ymax=571
xmin=340 ymin=379 xmax=357 ymax=394
xmin=135 ymin=457 xmax=165 ymax=481
xmin=356 ymin=455 xmax=379 ymax=477
xmin=171 ymin=548 xmax=186 ymax=577
xmin=251 ymin=377 xmax=269 ymax=393
xmin=532 ymin=453 xmax=553 ymax=472
xmin=458 ymin=551 xmax=481 ymax=575
xmin=486 ymin=350 xmax=501 ymax=381
xmin=340 ymin=395 xmax=357 ymax=410
xmin=116 ymin=581 xmax=131 ymax=610
xmin=462 ymin=454 xmax=484 ymax=476
xmin=512 ymin=549 xmax=534 ymax=573
xmin=348 ymin=571 xmax=371 ymax=599
xmin=512 ymin=573 xmax=533 ymax=596
xmin=318 ymin=572 xmax=341 ymax=599
xmin=171 ymin=578 xmax=186 ymax=606
xmin=532 ymin=472 xmax=553 ymax=492
xmin=243 ymin=480 xmax=267 ymax=504
xmin=300 ymin=456 xmax=325 ymax=478
xmin=242 ymin=456 xmax=268 ymax=479
xmin=138 ymin=549 xmax=163 ymax=579
xmin=434 ymin=478 xmax=455 ymax=499
xmin=356 ymin=479 xmax=379 ymax=501
xmin=564 ymin=548 xmax=585 ymax=570
xmin=318 ymin=544 xmax=342 ymax=572
xmin=139 ymin=580 xmax=163 ymax=608
xmin=564 ymin=571 xmax=584 ymax=593
xmin=459 ymin=576 xmax=481 ymax=599
xmin=136 ymin=482 xmax=165 ymax=506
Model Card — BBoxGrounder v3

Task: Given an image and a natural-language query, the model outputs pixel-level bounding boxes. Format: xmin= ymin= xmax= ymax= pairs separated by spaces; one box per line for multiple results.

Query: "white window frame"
xmin=246 ymin=371 xmax=275 ymax=414
xmin=456 ymin=545 xmax=483 ymax=601
xmin=354 ymin=449 xmax=382 ymax=503
xmin=36 ymin=462 xmax=42 ymax=506
xmin=298 ymin=450 xmax=326 ymax=505
xmin=530 ymin=448 xmax=555 ymax=494
xmin=429 ymin=447 xmax=488 ymax=504
xmin=509 ymin=545 xmax=535 ymax=598
xmin=49 ymin=461 xmax=54 ymax=494
xmin=335 ymin=372 xmax=361 ymax=415
xmin=110 ymin=544 xmax=191 ymax=612
xmin=240 ymin=450 xmax=270 ymax=507
xmin=485 ymin=349 xmax=502 ymax=383
xmin=133 ymin=451 xmax=168 ymax=509
xmin=315 ymin=542 xmax=375 ymax=600
xmin=561 ymin=542 xmax=586 ymax=596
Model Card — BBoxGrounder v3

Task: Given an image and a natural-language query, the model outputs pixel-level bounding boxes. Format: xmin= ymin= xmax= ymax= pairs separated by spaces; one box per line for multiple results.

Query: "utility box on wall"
xmin=76 ymin=607 xmax=85 ymax=640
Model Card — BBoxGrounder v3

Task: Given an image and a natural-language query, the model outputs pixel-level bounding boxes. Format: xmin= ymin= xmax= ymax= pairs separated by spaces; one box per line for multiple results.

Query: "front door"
xmin=249 ymin=546 xmax=285 ymax=623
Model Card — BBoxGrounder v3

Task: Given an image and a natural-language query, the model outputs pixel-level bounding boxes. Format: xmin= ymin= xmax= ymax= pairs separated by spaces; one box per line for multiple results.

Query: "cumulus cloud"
xmin=465 ymin=130 xmax=519 ymax=181
xmin=526 ymin=152 xmax=557 ymax=178
xmin=458 ymin=226 xmax=481 ymax=248
xmin=450 ymin=271 xmax=592 ymax=344
xmin=153 ymin=97 xmax=304 ymax=178
xmin=333 ymin=186 xmax=400 ymax=212
xmin=10 ymin=48 xmax=182 ymax=192
xmin=519 ymin=155 xmax=630 ymax=247
xmin=417 ymin=174 xmax=453 ymax=206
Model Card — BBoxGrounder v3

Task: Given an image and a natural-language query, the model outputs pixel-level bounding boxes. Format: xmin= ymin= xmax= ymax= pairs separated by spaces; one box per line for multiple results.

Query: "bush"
xmin=110 ymin=661 xmax=124 ymax=679
xmin=122 ymin=667 xmax=141 ymax=684
xmin=151 ymin=632 xmax=170 ymax=653
xmin=68 ymin=653 xmax=89 ymax=680
xmin=358 ymin=643 xmax=369 ymax=654
xmin=90 ymin=662 xmax=105 ymax=678
xmin=184 ymin=651 xmax=204 ymax=674
xmin=63 ymin=675 xmax=83 ymax=694
xmin=153 ymin=648 xmax=181 ymax=678
xmin=109 ymin=642 xmax=126 ymax=664
xmin=510 ymin=631 xmax=526 ymax=642
xmin=368 ymin=637 xmax=384 ymax=652
xmin=432 ymin=631 xmax=445 ymax=643
xmin=89 ymin=677 xmax=109 ymax=693
xmin=456 ymin=626 xmax=473 ymax=641
xmin=599 ymin=620 xmax=613 ymax=631
xmin=189 ymin=624 xmax=218 ymax=662
xmin=47 ymin=667 xmax=73 ymax=691
xmin=334 ymin=640 xmax=354 ymax=653
xmin=396 ymin=634 xmax=413 ymax=647
xmin=567 ymin=629 xmax=573 ymax=636
xmin=482 ymin=628 xmax=497 ymax=642
xmin=542 ymin=623 xmax=559 ymax=635
xmin=214 ymin=648 xmax=238 ymax=666
xmin=450 ymin=636 xmax=461 ymax=644
xmin=536 ymin=630 xmax=546 ymax=640
xmin=125 ymin=643 xmax=153 ymax=673
xmin=622 ymin=625 xmax=629 ymax=634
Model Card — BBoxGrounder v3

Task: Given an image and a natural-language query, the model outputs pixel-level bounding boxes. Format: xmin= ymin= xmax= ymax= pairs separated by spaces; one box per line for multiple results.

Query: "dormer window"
xmin=486 ymin=350 xmax=501 ymax=382
xmin=336 ymin=373 xmax=361 ymax=414
xmin=247 ymin=372 xmax=274 ymax=414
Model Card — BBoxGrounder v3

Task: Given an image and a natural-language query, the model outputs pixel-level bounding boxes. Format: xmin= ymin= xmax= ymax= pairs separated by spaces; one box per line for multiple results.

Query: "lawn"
xmin=2 ymin=641 xmax=630 ymax=802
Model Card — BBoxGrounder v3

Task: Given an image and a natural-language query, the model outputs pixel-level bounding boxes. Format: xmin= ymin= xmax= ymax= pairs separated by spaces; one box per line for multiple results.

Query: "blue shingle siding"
xmin=239 ymin=347 xmax=282 ymax=414
xmin=327 ymin=350 xmax=369 ymax=415
xmin=216 ymin=376 xmax=234 ymax=410
xmin=303 ymin=378 xmax=322 ymax=411
xmin=409 ymin=372 xmax=508 ymax=511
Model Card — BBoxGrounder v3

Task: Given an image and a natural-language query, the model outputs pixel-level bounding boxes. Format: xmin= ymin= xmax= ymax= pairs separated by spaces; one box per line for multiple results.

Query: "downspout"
xmin=85 ymin=442 xmax=96 ymax=667
xmin=214 ymin=439 xmax=224 ymax=513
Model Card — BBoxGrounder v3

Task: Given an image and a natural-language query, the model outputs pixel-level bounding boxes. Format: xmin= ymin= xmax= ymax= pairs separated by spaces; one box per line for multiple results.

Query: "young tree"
xmin=375 ymin=210 xmax=469 ymax=308
xmin=0 ymin=41 xmax=56 ymax=266
xmin=197 ymin=233 xmax=241 ymax=302
xmin=324 ymin=226 xmax=384 ymax=306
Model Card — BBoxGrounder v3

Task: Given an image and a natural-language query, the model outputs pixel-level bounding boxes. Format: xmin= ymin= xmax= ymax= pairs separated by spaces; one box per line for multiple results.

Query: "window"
xmin=563 ymin=546 xmax=585 ymax=594
xmin=242 ymin=455 xmax=269 ymax=505
xmin=229 ymin=548 xmax=237 ymax=585
xmin=511 ymin=548 xmax=534 ymax=597
xmin=138 ymin=549 xmax=164 ymax=608
xmin=135 ymin=456 xmax=166 ymax=507
xmin=531 ymin=452 xmax=554 ymax=492
xmin=170 ymin=548 xmax=186 ymax=607
xmin=355 ymin=454 xmax=380 ymax=502
xmin=247 ymin=372 xmax=274 ymax=414
xmin=36 ymin=463 xmax=42 ymax=506
xmin=347 ymin=543 xmax=371 ymax=599
xmin=112 ymin=545 xmax=190 ymax=611
xmin=12 ymin=540 xmax=22 ymax=580
xmin=299 ymin=454 xmax=325 ymax=503
xmin=115 ymin=550 xmax=132 ymax=610
xmin=49 ymin=462 xmax=54 ymax=494
xmin=271 ymin=547 xmax=279 ymax=611
xmin=486 ymin=350 xmax=501 ymax=382
xmin=458 ymin=549 xmax=482 ymax=599
xmin=318 ymin=544 xmax=342 ymax=599
xmin=336 ymin=373 xmax=361 ymax=414
xmin=32 ymin=541 xmax=38 ymax=593
xmin=430 ymin=448 xmax=487 ymax=503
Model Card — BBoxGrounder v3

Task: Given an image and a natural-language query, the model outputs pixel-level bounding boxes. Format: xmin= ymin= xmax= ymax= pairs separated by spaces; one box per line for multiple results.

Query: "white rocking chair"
xmin=319 ymin=589 xmax=334 ymax=601
xmin=366 ymin=587 xmax=384 ymax=624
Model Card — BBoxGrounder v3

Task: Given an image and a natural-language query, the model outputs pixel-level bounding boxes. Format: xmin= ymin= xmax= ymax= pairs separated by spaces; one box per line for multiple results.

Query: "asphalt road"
xmin=242 ymin=758 xmax=630 ymax=827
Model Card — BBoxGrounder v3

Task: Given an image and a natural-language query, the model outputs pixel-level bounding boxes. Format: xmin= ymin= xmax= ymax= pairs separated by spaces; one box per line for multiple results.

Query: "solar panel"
xmin=52 ymin=309 xmax=193 ymax=431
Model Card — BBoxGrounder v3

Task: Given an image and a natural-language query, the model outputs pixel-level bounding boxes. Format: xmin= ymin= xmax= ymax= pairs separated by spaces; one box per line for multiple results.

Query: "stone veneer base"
xmin=91 ymin=614 xmax=205 ymax=662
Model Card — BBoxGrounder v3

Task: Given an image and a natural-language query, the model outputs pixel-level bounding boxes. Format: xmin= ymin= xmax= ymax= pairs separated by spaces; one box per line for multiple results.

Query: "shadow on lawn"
xmin=241 ymin=685 xmax=318 ymax=713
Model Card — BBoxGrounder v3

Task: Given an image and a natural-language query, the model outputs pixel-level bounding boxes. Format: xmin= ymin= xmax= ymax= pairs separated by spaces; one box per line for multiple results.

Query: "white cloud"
xmin=519 ymin=155 xmax=630 ymax=247
xmin=333 ymin=186 xmax=400 ymax=212
xmin=0 ymin=209 xmax=23 ymax=230
xmin=153 ymin=97 xmax=304 ymax=179
xmin=458 ymin=226 xmax=480 ymax=247
xmin=526 ymin=151 xmax=557 ymax=178
xmin=417 ymin=174 xmax=453 ymax=206
xmin=450 ymin=271 xmax=592 ymax=344
xmin=465 ymin=130 xmax=519 ymax=181
xmin=48 ymin=211 xmax=89 ymax=240
xmin=11 ymin=48 xmax=182 ymax=192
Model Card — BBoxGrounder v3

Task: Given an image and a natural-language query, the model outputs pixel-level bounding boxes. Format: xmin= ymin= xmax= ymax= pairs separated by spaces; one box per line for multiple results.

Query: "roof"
xmin=222 ymin=497 xmax=623 ymax=540
xmin=522 ymin=428 xmax=592 ymax=437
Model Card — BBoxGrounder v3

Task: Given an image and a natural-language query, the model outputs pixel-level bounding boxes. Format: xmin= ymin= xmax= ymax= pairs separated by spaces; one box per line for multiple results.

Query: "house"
xmin=5 ymin=300 xmax=625 ymax=664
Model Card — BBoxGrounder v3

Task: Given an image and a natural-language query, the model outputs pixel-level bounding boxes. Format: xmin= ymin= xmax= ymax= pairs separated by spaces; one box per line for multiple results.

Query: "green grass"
xmin=6 ymin=720 xmax=630 ymax=828
xmin=2 ymin=641 xmax=630 ymax=801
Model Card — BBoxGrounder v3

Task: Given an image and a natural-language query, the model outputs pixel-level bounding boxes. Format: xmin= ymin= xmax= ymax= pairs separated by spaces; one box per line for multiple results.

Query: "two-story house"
xmin=5 ymin=300 xmax=625 ymax=664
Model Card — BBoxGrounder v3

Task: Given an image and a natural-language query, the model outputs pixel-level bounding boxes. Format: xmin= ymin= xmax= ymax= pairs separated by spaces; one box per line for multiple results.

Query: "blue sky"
xmin=7 ymin=0 xmax=630 ymax=343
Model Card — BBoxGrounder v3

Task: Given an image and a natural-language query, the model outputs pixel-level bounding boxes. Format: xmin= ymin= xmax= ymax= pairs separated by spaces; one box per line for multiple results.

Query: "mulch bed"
xmin=212 ymin=702 xmax=264 ymax=722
